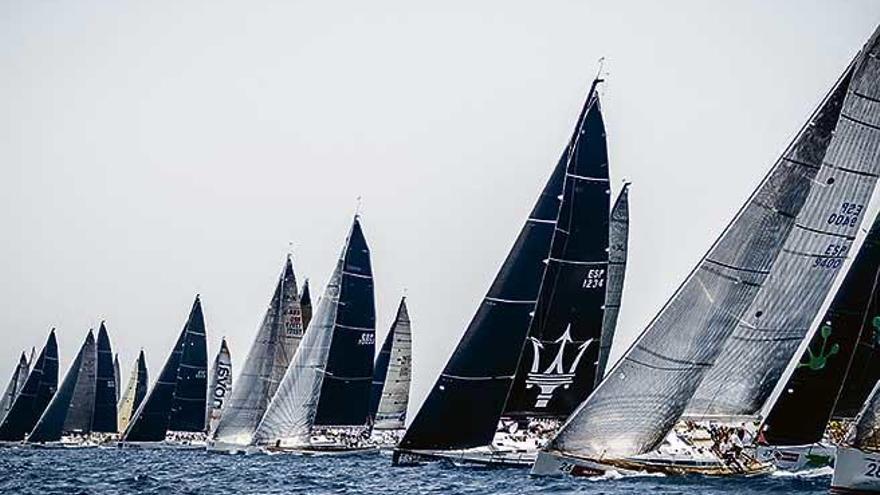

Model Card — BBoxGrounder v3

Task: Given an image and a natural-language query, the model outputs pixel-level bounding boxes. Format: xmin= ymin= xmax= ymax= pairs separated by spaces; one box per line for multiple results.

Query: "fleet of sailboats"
xmin=1 ymin=19 xmax=879 ymax=495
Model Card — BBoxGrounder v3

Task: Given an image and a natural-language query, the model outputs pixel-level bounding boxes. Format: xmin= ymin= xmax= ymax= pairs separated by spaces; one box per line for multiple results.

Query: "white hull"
xmin=832 ymin=446 xmax=880 ymax=493
xmin=394 ymin=447 xmax=536 ymax=467
xmin=531 ymin=449 xmax=773 ymax=477
xmin=756 ymin=443 xmax=835 ymax=471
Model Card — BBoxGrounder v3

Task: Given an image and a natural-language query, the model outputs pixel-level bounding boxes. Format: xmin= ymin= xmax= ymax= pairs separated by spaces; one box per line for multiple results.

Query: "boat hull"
xmin=264 ymin=444 xmax=378 ymax=456
xmin=756 ymin=443 xmax=835 ymax=471
xmin=832 ymin=446 xmax=880 ymax=493
xmin=392 ymin=447 xmax=535 ymax=468
xmin=530 ymin=450 xmax=774 ymax=477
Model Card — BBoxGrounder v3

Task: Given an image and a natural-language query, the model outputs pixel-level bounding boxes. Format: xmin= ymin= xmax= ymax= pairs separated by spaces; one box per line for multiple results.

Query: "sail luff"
xmin=211 ymin=256 xmax=304 ymax=446
xmin=0 ymin=331 xmax=59 ymax=441
xmin=546 ymin=50 xmax=866 ymax=460
xmin=596 ymin=183 xmax=630 ymax=386
xmin=29 ymin=331 xmax=97 ymax=442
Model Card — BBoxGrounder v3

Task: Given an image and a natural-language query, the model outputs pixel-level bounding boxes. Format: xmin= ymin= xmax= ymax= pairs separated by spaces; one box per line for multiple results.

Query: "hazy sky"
xmin=1 ymin=1 xmax=879 ymax=418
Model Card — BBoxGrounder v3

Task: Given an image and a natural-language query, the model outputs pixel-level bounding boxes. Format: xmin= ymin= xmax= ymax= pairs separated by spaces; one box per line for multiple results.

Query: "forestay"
xmin=547 ymin=50 xmax=864 ymax=460
xmin=689 ymin=32 xmax=880 ymax=419
xmin=211 ymin=256 xmax=304 ymax=446
xmin=596 ymin=183 xmax=630 ymax=386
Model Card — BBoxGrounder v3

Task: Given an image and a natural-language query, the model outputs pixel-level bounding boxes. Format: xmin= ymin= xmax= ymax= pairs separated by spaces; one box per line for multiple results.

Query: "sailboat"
xmin=209 ymin=255 xmax=305 ymax=451
xmin=0 ymin=330 xmax=59 ymax=442
xmin=252 ymin=215 xmax=376 ymax=453
xmin=28 ymin=330 xmax=98 ymax=446
xmin=755 ymin=209 xmax=880 ymax=471
xmin=368 ymin=297 xmax=413 ymax=447
xmin=532 ymin=24 xmax=880 ymax=477
xmin=0 ymin=352 xmax=30 ymax=425
xmin=206 ymin=338 xmax=232 ymax=436
xmin=832 ymin=381 xmax=880 ymax=492
xmin=117 ymin=350 xmax=149 ymax=434
xmin=394 ymin=75 xmax=617 ymax=467
xmin=120 ymin=295 xmax=208 ymax=448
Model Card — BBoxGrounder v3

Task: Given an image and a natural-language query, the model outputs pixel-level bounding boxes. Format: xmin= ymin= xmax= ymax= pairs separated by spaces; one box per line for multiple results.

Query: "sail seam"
xmin=782 ymin=156 xmax=821 ymax=170
xmin=829 ymin=162 xmax=880 ymax=178
xmin=565 ymin=173 xmax=610 ymax=182
xmin=440 ymin=373 xmax=513 ymax=381
xmin=342 ymin=270 xmax=372 ymax=279
xmin=484 ymin=297 xmax=537 ymax=304
xmin=854 ymin=90 xmax=880 ymax=104
xmin=704 ymin=258 xmax=772 ymax=275
xmin=794 ymin=223 xmax=857 ymax=240
xmin=547 ymin=257 xmax=606 ymax=266
xmin=841 ymin=112 xmax=880 ymax=132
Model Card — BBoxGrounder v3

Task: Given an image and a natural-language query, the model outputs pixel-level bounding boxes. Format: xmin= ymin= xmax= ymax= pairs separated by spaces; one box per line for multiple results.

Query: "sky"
xmin=1 ymin=1 xmax=879 ymax=419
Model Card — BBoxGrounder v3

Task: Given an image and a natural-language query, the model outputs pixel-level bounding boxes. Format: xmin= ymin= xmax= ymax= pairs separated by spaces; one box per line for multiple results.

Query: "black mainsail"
xmin=369 ymin=297 xmax=413 ymax=429
xmin=92 ymin=323 xmax=117 ymax=433
xmin=505 ymin=79 xmax=610 ymax=417
xmin=596 ymin=183 xmax=630 ymax=386
xmin=122 ymin=295 xmax=207 ymax=441
xmin=0 ymin=330 xmax=59 ymax=441
xmin=29 ymin=330 xmax=97 ymax=442
xmin=301 ymin=279 xmax=312 ymax=332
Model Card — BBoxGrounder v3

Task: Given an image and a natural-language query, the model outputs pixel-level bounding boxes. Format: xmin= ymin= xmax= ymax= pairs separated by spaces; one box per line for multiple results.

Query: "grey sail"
xmin=844 ymin=381 xmax=880 ymax=451
xmin=114 ymin=355 xmax=121 ymax=404
xmin=544 ymin=41 xmax=879 ymax=460
xmin=117 ymin=351 xmax=148 ymax=433
xmin=372 ymin=297 xmax=413 ymax=430
xmin=687 ymin=36 xmax=880 ymax=419
xmin=28 ymin=330 xmax=97 ymax=442
xmin=206 ymin=338 xmax=232 ymax=436
xmin=0 ymin=353 xmax=29 ymax=425
xmin=595 ymin=183 xmax=630 ymax=386
xmin=253 ymin=260 xmax=342 ymax=445
xmin=211 ymin=256 xmax=304 ymax=446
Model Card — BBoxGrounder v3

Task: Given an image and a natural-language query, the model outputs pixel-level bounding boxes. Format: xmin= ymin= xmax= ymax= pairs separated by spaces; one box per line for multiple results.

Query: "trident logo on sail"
xmin=525 ymin=325 xmax=593 ymax=408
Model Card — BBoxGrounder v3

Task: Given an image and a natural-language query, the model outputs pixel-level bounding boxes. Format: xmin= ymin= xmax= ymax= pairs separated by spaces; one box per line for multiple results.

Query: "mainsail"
xmin=92 ymin=323 xmax=117 ymax=433
xmin=596 ymin=183 xmax=630 ymax=385
xmin=505 ymin=79 xmax=610 ymax=418
xmin=544 ymin=37 xmax=880 ymax=460
xmin=688 ymin=33 xmax=880 ymax=419
xmin=0 ymin=330 xmax=59 ymax=441
xmin=301 ymin=280 xmax=313 ymax=332
xmin=253 ymin=216 xmax=375 ymax=445
xmin=117 ymin=350 xmax=148 ymax=433
xmin=122 ymin=295 xmax=207 ymax=441
xmin=369 ymin=297 xmax=413 ymax=430
xmin=29 ymin=330 xmax=97 ymax=442
xmin=761 ymin=211 xmax=880 ymax=445
xmin=211 ymin=256 xmax=304 ymax=446
xmin=206 ymin=338 xmax=232 ymax=436
xmin=844 ymin=381 xmax=880 ymax=451
xmin=0 ymin=352 xmax=30 ymax=425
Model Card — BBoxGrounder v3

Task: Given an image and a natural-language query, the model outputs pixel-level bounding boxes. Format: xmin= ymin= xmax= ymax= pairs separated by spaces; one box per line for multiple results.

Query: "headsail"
xmin=29 ymin=330 xmax=97 ymax=442
xmin=117 ymin=350 xmax=148 ymax=433
xmin=369 ymin=297 xmax=413 ymax=430
xmin=596 ymin=183 xmax=630 ymax=385
xmin=206 ymin=338 xmax=232 ymax=436
xmin=253 ymin=216 xmax=375 ymax=445
xmin=301 ymin=279 xmax=313 ymax=332
xmin=211 ymin=256 xmax=304 ymax=446
xmin=122 ymin=295 xmax=207 ymax=441
xmin=505 ymin=80 xmax=610 ymax=418
xmin=761 ymin=211 xmax=880 ymax=445
xmin=844 ymin=381 xmax=880 ymax=451
xmin=0 ymin=330 xmax=59 ymax=441
xmin=0 ymin=352 xmax=30 ymax=425
xmin=92 ymin=323 xmax=117 ymax=433
xmin=544 ymin=38 xmax=879 ymax=460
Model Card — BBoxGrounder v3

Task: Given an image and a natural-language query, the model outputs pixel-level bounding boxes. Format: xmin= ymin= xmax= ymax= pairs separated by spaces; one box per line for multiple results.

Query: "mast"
xmin=206 ymin=338 xmax=232 ymax=436
xmin=122 ymin=295 xmax=207 ymax=441
xmin=211 ymin=256 xmax=304 ymax=446
xmin=92 ymin=323 xmax=117 ymax=433
xmin=29 ymin=330 xmax=97 ymax=442
xmin=595 ymin=183 xmax=630 ymax=385
xmin=505 ymin=80 xmax=610 ymax=418
xmin=253 ymin=216 xmax=375 ymax=445
xmin=0 ymin=330 xmax=59 ymax=441
xmin=369 ymin=297 xmax=413 ymax=430
xmin=544 ymin=43 xmax=874 ymax=460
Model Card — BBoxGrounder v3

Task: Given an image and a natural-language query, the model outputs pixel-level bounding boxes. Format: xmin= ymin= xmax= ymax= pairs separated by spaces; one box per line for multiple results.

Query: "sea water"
xmin=0 ymin=447 xmax=831 ymax=494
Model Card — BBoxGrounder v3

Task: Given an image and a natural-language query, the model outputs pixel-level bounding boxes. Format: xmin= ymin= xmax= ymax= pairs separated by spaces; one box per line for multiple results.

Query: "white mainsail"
xmin=211 ymin=255 xmax=304 ymax=447
xmin=538 ymin=27 xmax=880 ymax=464
xmin=206 ymin=339 xmax=232 ymax=436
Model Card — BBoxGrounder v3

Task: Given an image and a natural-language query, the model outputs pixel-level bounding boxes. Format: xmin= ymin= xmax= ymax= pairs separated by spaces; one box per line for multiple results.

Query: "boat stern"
xmin=832 ymin=446 xmax=880 ymax=493
xmin=530 ymin=451 xmax=605 ymax=477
